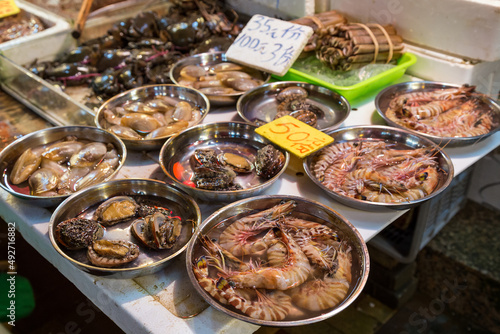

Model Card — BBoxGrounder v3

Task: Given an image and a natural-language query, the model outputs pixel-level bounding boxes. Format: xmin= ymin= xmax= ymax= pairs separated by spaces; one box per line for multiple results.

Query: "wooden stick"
xmin=351 ymin=43 xmax=404 ymax=55
xmin=72 ymin=0 xmax=94 ymax=39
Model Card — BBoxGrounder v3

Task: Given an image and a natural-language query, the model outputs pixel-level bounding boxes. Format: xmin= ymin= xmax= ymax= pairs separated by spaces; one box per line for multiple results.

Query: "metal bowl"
xmin=375 ymin=81 xmax=500 ymax=147
xmin=237 ymin=81 xmax=351 ymax=131
xmin=0 ymin=125 xmax=126 ymax=207
xmin=185 ymin=195 xmax=370 ymax=326
xmin=49 ymin=178 xmax=201 ymax=279
xmin=169 ymin=51 xmax=271 ymax=106
xmin=303 ymin=125 xmax=455 ymax=211
xmin=159 ymin=122 xmax=289 ymax=202
xmin=95 ymin=84 xmax=210 ymax=151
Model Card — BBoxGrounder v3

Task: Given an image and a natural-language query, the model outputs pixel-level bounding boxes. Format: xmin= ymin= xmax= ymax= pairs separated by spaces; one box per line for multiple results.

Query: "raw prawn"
xmin=216 ymin=278 xmax=292 ymax=321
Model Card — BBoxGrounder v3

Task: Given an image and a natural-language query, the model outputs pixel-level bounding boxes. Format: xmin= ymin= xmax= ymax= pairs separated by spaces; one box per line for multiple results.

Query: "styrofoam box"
xmin=327 ymin=0 xmax=500 ymax=62
xmin=404 ymin=44 xmax=500 ymax=99
xmin=0 ymin=1 xmax=72 ymax=64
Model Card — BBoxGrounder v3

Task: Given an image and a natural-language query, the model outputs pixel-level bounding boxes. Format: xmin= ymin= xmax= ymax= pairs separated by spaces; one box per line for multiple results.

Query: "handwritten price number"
xmin=233 ymin=15 xmax=308 ymax=67
xmin=269 ymin=122 xmax=330 ymax=155
xmin=0 ymin=0 xmax=19 ymax=17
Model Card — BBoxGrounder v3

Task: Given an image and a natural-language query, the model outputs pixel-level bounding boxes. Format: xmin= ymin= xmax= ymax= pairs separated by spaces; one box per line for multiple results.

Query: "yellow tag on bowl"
xmin=255 ymin=115 xmax=333 ymax=158
xmin=0 ymin=0 xmax=20 ymax=18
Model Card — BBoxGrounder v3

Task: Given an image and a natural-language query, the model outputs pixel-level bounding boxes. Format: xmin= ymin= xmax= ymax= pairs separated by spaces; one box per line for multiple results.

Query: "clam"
xmin=58 ymin=166 xmax=92 ymax=193
xmin=103 ymin=109 xmax=121 ymax=125
xmin=10 ymin=148 xmax=42 ymax=184
xmin=87 ymin=239 xmax=139 ymax=268
xmin=108 ymin=125 xmax=143 ymax=140
xmin=73 ymin=159 xmax=119 ymax=192
xmin=69 ymin=142 xmax=108 ymax=167
xmin=199 ymin=87 xmax=235 ymax=95
xmin=131 ymin=212 xmax=182 ymax=250
xmin=42 ymin=140 xmax=85 ymax=163
xmin=41 ymin=158 xmax=68 ymax=177
xmin=123 ymin=101 xmax=156 ymax=114
xmin=145 ymin=98 xmax=176 ymax=112
xmin=180 ymin=64 xmax=207 ymax=81
xmin=54 ymin=218 xmax=104 ymax=250
xmin=144 ymin=121 xmax=189 ymax=139
xmin=254 ymin=145 xmax=286 ymax=179
xmin=211 ymin=62 xmax=244 ymax=73
xmin=172 ymin=101 xmax=193 ymax=122
xmin=218 ymin=152 xmax=253 ymax=173
xmin=93 ymin=196 xmax=139 ymax=226
xmin=29 ymin=168 xmax=60 ymax=195
xmin=120 ymin=113 xmax=162 ymax=134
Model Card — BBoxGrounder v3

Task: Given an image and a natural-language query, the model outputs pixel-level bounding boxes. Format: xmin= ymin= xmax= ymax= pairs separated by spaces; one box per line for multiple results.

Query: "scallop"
xmin=120 ymin=113 xmax=162 ymax=134
xmin=69 ymin=142 xmax=108 ymax=167
xmin=9 ymin=148 xmax=42 ymax=184
xmin=54 ymin=218 xmax=104 ymax=250
xmin=93 ymin=196 xmax=139 ymax=226
xmin=87 ymin=240 xmax=139 ymax=268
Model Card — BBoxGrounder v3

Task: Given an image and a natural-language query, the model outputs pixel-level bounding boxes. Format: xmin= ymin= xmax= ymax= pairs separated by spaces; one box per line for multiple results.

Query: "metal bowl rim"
xmin=185 ymin=194 xmax=370 ymax=326
xmin=0 ymin=125 xmax=127 ymax=201
xmin=159 ymin=121 xmax=290 ymax=196
xmin=94 ymin=84 xmax=211 ymax=144
xmin=375 ymin=80 xmax=500 ymax=144
xmin=48 ymin=178 xmax=201 ymax=274
xmin=169 ymin=51 xmax=271 ymax=97
xmin=236 ymin=80 xmax=351 ymax=131
xmin=303 ymin=125 xmax=455 ymax=210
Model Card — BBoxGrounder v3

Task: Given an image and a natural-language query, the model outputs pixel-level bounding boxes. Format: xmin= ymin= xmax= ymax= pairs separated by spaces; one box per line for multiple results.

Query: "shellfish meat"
xmin=55 ymin=218 xmax=104 ymax=250
xmin=93 ymin=196 xmax=139 ymax=226
xmin=87 ymin=239 xmax=140 ymax=268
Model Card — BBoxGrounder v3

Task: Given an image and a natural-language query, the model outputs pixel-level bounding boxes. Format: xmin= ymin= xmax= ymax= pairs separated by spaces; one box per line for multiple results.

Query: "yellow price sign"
xmin=0 ymin=0 xmax=20 ymax=19
xmin=255 ymin=115 xmax=334 ymax=158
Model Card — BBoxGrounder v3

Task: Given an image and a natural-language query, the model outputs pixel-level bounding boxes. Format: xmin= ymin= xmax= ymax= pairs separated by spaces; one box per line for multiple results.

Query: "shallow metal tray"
xmin=375 ymin=81 xmax=500 ymax=147
xmin=159 ymin=122 xmax=289 ymax=202
xmin=237 ymin=81 xmax=351 ymax=131
xmin=49 ymin=178 xmax=201 ymax=279
xmin=303 ymin=125 xmax=454 ymax=211
xmin=185 ymin=195 xmax=369 ymax=326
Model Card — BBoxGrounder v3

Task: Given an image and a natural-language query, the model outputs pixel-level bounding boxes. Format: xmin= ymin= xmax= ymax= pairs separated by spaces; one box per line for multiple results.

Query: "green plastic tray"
xmin=272 ymin=53 xmax=417 ymax=103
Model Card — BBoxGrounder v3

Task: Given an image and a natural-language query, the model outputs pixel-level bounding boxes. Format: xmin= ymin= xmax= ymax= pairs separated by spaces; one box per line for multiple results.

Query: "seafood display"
xmin=237 ymin=81 xmax=350 ymax=132
xmin=173 ymin=60 xmax=266 ymax=96
xmin=25 ymin=1 xmax=242 ymax=104
xmin=6 ymin=136 xmax=121 ymax=197
xmin=98 ymin=94 xmax=203 ymax=141
xmin=310 ymin=140 xmax=445 ymax=203
xmin=384 ymin=84 xmax=498 ymax=138
xmin=191 ymin=200 xmax=353 ymax=321
xmin=188 ymin=144 xmax=285 ymax=191
xmin=53 ymin=194 xmax=187 ymax=268
xmin=0 ymin=9 xmax=45 ymax=44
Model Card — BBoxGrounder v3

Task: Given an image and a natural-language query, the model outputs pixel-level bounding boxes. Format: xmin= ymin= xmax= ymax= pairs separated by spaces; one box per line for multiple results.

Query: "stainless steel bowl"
xmin=375 ymin=81 xmax=500 ymax=147
xmin=159 ymin=122 xmax=289 ymax=202
xmin=0 ymin=126 xmax=126 ymax=207
xmin=95 ymin=84 xmax=210 ymax=151
xmin=170 ymin=51 xmax=271 ymax=106
xmin=237 ymin=81 xmax=351 ymax=131
xmin=303 ymin=125 xmax=455 ymax=211
xmin=49 ymin=178 xmax=201 ymax=279
xmin=185 ymin=195 xmax=370 ymax=326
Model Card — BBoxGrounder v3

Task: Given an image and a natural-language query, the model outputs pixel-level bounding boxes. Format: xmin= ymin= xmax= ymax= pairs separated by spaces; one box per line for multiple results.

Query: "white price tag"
xmin=225 ymin=15 xmax=313 ymax=77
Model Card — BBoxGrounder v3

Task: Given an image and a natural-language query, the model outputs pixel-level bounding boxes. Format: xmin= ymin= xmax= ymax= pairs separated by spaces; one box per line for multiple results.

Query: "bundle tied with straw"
xmin=315 ymin=23 xmax=404 ymax=71
xmin=291 ymin=10 xmax=347 ymax=53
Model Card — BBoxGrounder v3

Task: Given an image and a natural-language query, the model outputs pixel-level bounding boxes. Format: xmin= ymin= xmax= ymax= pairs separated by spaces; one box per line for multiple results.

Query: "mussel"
xmin=54 ymin=218 xmax=104 ymax=250
xmin=87 ymin=239 xmax=140 ymax=268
